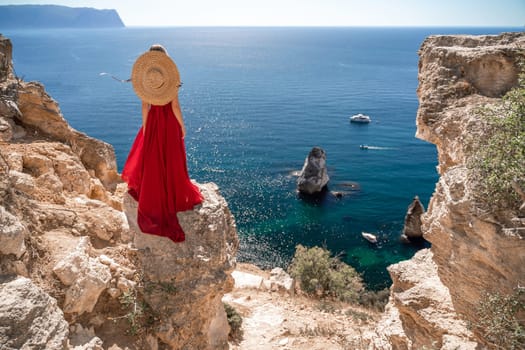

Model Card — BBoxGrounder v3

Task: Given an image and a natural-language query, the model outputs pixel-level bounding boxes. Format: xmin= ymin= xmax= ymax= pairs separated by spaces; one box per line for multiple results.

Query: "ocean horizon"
xmin=3 ymin=26 xmax=519 ymax=289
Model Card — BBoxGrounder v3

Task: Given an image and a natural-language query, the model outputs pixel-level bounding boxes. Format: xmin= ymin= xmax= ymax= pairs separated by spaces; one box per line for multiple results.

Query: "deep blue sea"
xmin=3 ymin=26 xmax=518 ymax=289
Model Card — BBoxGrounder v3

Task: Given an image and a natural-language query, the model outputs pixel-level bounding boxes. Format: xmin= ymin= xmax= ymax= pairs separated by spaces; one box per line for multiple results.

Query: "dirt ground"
xmin=224 ymin=264 xmax=379 ymax=350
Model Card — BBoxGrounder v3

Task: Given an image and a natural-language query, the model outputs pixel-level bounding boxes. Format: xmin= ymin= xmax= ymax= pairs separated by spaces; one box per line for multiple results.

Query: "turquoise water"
xmin=4 ymin=26 xmax=517 ymax=288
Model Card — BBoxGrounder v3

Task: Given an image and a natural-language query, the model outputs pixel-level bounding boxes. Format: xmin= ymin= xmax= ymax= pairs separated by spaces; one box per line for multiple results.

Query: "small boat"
xmin=361 ymin=232 xmax=378 ymax=243
xmin=359 ymin=144 xmax=369 ymax=150
xmin=350 ymin=113 xmax=371 ymax=123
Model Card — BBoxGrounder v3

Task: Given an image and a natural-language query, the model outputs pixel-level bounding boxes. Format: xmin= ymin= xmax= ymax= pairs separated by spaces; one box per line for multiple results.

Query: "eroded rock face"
xmin=0 ymin=205 xmax=27 ymax=258
xmin=0 ymin=276 xmax=69 ymax=350
xmin=376 ymin=32 xmax=525 ymax=349
xmin=297 ymin=146 xmax=329 ymax=195
xmin=416 ymin=32 xmax=525 ymax=173
xmin=376 ymin=250 xmax=477 ymax=349
xmin=53 ymin=237 xmax=111 ymax=315
xmin=16 ymin=81 xmax=121 ymax=191
xmin=0 ymin=35 xmax=239 ymax=350
xmin=0 ymin=35 xmax=13 ymax=82
xmin=124 ymin=182 xmax=239 ymax=349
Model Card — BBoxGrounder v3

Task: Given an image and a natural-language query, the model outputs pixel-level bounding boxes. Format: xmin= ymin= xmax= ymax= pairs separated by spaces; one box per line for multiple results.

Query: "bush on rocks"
xmin=288 ymin=245 xmax=363 ymax=303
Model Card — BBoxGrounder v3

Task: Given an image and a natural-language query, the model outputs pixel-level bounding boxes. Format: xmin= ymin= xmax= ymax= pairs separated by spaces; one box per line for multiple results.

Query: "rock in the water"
xmin=124 ymin=182 xmax=239 ymax=350
xmin=362 ymin=231 xmax=378 ymax=244
xmin=0 ymin=276 xmax=69 ymax=350
xmin=297 ymin=146 xmax=329 ymax=194
xmin=401 ymin=195 xmax=425 ymax=241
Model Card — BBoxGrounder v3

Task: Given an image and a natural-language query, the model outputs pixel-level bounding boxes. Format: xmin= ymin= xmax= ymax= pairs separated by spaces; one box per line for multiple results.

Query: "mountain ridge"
xmin=0 ymin=4 xmax=125 ymax=29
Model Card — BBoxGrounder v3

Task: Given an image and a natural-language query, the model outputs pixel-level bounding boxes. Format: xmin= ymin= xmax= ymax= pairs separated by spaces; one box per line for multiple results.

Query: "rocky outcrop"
xmin=401 ymin=196 xmax=424 ymax=241
xmin=124 ymin=182 xmax=239 ymax=349
xmin=0 ymin=36 xmax=13 ymax=82
xmin=17 ymin=81 xmax=121 ymax=192
xmin=297 ymin=146 xmax=329 ymax=195
xmin=374 ymin=250 xmax=477 ymax=349
xmin=0 ymin=276 xmax=69 ymax=350
xmin=53 ymin=237 xmax=112 ymax=315
xmin=0 ymin=206 xmax=27 ymax=258
xmin=0 ymin=34 xmax=239 ymax=350
xmin=0 ymin=34 xmax=127 ymax=280
xmin=0 ymin=5 xmax=125 ymax=28
xmin=376 ymin=32 xmax=525 ymax=349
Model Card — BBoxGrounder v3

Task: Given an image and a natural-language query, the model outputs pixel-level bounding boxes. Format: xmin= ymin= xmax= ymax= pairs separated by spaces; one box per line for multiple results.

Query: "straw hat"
xmin=131 ymin=50 xmax=180 ymax=106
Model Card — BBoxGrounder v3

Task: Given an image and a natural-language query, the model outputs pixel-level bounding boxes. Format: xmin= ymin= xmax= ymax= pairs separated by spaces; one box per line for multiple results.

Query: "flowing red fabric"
xmin=121 ymin=102 xmax=203 ymax=242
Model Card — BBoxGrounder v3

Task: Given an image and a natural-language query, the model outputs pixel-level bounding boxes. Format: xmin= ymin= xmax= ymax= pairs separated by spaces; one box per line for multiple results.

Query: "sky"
xmin=1 ymin=0 xmax=524 ymax=27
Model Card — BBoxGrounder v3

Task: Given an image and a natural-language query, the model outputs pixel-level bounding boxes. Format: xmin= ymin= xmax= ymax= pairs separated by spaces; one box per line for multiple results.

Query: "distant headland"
xmin=0 ymin=5 xmax=125 ymax=29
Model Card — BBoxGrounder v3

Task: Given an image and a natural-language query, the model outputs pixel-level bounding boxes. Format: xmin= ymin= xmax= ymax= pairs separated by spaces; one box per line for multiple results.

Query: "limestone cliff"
xmin=0 ymin=5 xmax=125 ymax=28
xmin=375 ymin=32 xmax=525 ymax=349
xmin=0 ymin=34 xmax=238 ymax=349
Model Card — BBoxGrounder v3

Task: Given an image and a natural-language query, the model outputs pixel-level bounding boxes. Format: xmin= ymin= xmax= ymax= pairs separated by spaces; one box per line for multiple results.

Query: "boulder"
xmin=0 ymin=276 xmax=69 ymax=350
xmin=79 ymin=205 xmax=127 ymax=241
xmin=68 ymin=324 xmax=103 ymax=350
xmin=124 ymin=182 xmax=239 ymax=350
xmin=297 ymin=146 xmax=329 ymax=194
xmin=231 ymin=270 xmax=264 ymax=289
xmin=401 ymin=195 xmax=425 ymax=241
xmin=0 ymin=205 xmax=27 ymax=258
xmin=374 ymin=249 xmax=477 ymax=349
xmin=53 ymin=237 xmax=111 ymax=314
xmin=267 ymin=267 xmax=294 ymax=292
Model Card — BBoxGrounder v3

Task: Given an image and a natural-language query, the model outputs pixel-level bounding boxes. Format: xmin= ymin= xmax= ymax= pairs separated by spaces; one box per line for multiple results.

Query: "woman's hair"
xmin=149 ymin=44 xmax=168 ymax=55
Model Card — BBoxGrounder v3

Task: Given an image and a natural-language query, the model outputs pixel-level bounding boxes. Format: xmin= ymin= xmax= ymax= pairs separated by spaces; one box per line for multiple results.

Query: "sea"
xmin=3 ymin=26 xmax=519 ymax=289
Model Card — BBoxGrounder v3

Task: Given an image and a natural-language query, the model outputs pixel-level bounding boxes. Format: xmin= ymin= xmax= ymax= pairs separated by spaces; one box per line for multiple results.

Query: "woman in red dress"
xmin=122 ymin=44 xmax=203 ymax=242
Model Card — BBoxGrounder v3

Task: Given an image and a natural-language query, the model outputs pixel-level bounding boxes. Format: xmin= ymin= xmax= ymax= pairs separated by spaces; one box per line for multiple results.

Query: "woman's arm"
xmin=171 ymin=94 xmax=186 ymax=138
xmin=142 ymin=101 xmax=149 ymax=133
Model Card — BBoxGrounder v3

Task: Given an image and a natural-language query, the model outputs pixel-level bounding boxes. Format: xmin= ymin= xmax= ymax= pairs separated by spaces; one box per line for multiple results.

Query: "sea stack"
xmin=401 ymin=195 xmax=425 ymax=242
xmin=297 ymin=146 xmax=329 ymax=195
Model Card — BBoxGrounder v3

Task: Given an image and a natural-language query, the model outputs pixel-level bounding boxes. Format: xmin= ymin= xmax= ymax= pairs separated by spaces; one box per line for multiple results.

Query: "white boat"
xmin=361 ymin=232 xmax=378 ymax=243
xmin=350 ymin=113 xmax=371 ymax=123
xmin=359 ymin=144 xmax=369 ymax=150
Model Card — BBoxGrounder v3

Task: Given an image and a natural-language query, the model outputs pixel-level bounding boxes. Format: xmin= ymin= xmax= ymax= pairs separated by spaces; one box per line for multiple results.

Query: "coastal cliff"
xmin=0 ymin=34 xmax=238 ymax=349
xmin=2 ymin=29 xmax=524 ymax=350
xmin=0 ymin=5 xmax=125 ymax=28
xmin=375 ymin=32 xmax=525 ymax=349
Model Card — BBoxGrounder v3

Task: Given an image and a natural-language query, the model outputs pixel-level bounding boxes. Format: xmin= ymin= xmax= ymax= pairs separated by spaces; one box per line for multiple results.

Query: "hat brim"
xmin=131 ymin=51 xmax=180 ymax=106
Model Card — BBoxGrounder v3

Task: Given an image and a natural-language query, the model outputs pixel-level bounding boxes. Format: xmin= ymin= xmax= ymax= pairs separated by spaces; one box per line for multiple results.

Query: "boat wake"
xmin=359 ymin=144 xmax=396 ymax=150
xmin=364 ymin=146 xmax=395 ymax=150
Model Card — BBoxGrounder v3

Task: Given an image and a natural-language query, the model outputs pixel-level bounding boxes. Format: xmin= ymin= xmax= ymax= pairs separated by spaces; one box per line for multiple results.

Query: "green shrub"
xmin=473 ymin=287 xmax=525 ymax=349
xmin=358 ymin=288 xmax=390 ymax=311
xmin=118 ymin=290 xmax=146 ymax=335
xmin=467 ymin=65 xmax=525 ymax=214
xmin=223 ymin=302 xmax=243 ymax=342
xmin=288 ymin=245 xmax=363 ymax=302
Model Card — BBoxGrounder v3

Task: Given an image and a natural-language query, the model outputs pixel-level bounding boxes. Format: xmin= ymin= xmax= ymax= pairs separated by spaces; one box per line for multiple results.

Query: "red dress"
xmin=122 ymin=102 xmax=203 ymax=242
